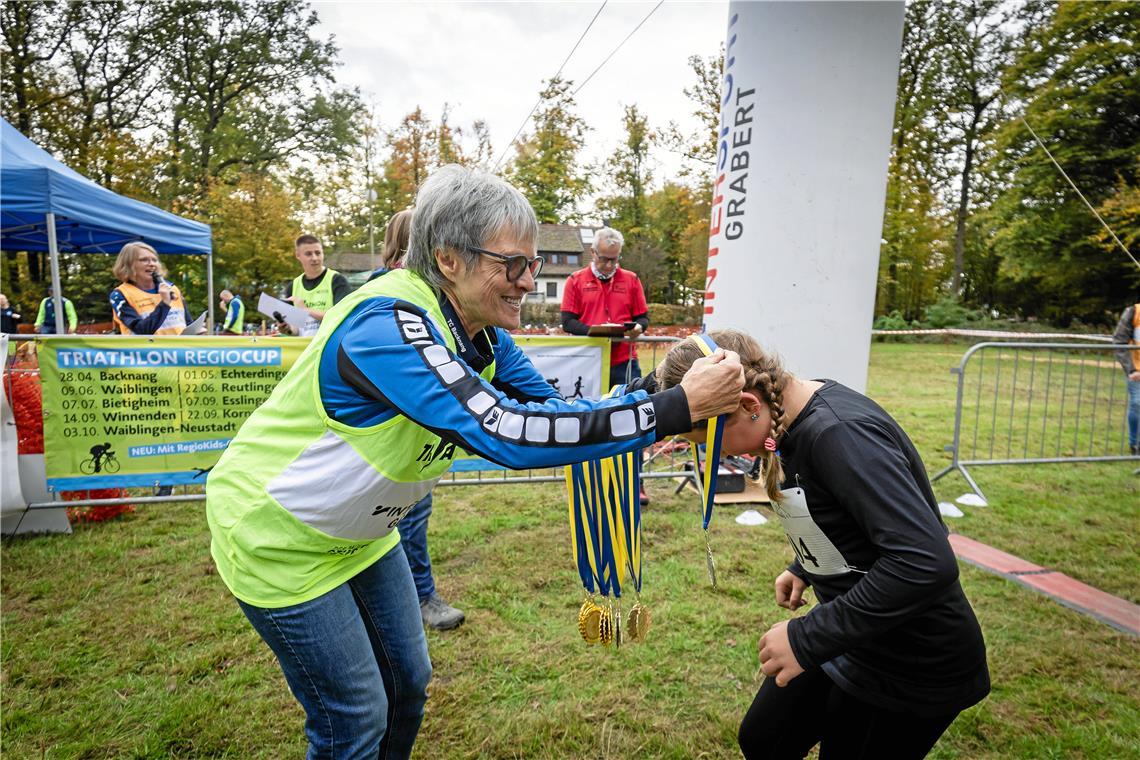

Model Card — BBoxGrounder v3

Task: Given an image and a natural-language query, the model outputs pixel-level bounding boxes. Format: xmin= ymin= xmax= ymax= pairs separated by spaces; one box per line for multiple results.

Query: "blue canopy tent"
xmin=0 ymin=118 xmax=213 ymax=332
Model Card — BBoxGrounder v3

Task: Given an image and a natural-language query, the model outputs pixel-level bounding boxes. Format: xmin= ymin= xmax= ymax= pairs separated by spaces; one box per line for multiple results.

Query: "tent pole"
xmin=45 ymin=212 xmax=65 ymax=334
xmin=206 ymin=251 xmax=215 ymax=333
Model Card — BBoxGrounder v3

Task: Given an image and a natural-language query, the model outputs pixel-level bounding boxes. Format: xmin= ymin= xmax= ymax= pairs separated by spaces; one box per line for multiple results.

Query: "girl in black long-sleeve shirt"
xmin=658 ymin=329 xmax=989 ymax=760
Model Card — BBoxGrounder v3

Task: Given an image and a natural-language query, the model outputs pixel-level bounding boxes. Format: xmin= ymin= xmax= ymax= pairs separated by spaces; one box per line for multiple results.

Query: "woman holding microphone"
xmin=109 ymin=241 xmax=191 ymax=335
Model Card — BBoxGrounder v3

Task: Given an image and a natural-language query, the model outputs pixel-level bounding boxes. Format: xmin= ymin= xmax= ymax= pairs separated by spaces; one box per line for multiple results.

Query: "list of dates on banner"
xmin=37 ymin=335 xmax=610 ymax=490
xmin=40 ymin=337 xmax=306 ymax=491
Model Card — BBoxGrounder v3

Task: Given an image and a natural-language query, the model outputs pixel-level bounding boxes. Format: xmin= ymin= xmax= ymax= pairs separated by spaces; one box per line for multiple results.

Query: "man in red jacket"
xmin=561 ymin=226 xmax=651 ymax=504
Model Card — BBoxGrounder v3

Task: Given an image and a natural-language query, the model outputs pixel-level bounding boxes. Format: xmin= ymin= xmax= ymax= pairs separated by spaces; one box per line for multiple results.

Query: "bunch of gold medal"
xmin=566 ymin=394 xmax=650 ymax=648
xmin=567 ymin=336 xmax=723 ymax=648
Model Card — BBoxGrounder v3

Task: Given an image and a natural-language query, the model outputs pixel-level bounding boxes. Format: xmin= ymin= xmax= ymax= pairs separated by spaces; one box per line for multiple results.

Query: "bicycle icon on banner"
xmin=80 ymin=442 xmax=121 ymax=474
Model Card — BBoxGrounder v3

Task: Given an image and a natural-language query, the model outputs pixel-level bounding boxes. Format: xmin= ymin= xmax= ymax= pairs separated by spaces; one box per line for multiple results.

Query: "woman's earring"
xmin=751 ymin=414 xmax=759 ymax=421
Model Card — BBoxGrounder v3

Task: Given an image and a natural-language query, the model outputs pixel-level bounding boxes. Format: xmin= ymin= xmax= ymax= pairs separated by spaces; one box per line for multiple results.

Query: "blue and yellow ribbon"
xmin=688 ymin=333 xmax=726 ymax=587
xmin=566 ymin=387 xmax=642 ymax=601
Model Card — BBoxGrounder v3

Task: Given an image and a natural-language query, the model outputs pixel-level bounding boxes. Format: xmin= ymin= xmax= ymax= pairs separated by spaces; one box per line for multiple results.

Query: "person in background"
xmin=218 ymin=289 xmax=245 ymax=335
xmin=366 ymin=208 xmax=414 ymax=282
xmin=282 ymin=234 xmax=350 ymax=336
xmin=110 ymin=241 xmax=189 ymax=497
xmin=1112 ymin=301 xmax=1140 ymax=456
xmin=34 ymin=293 xmax=79 ymax=334
xmin=110 ymin=242 xmax=190 ymax=336
xmin=657 ymin=329 xmax=990 ymax=760
xmin=0 ymin=294 xmax=20 ymax=333
xmin=367 ymin=209 xmax=463 ymax=630
xmin=205 ymin=165 xmax=744 ymax=758
xmin=561 ymin=227 xmax=649 ymax=386
xmin=560 ymin=226 xmax=651 ymax=504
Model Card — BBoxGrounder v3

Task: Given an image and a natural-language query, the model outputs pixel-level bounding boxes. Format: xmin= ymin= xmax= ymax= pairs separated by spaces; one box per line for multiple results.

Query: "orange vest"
xmin=112 ymin=282 xmax=188 ymax=335
xmin=1131 ymin=303 xmax=1139 ymax=368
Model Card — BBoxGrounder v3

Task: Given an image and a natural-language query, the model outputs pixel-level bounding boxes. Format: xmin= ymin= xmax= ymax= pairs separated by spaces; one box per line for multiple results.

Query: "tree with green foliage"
xmin=0 ymin=0 xmax=360 ymax=323
xmin=658 ymin=48 xmax=722 ymax=183
xmin=645 ymin=182 xmax=710 ymax=305
xmin=505 ymin=76 xmax=590 ymax=224
xmin=595 ymin=106 xmax=714 ymax=304
xmin=199 ymin=172 xmax=301 ymax=309
xmin=153 ymin=0 xmax=359 ymax=207
xmin=614 ymin=49 xmax=726 ymax=305
xmin=594 ymin=105 xmax=653 ymax=240
xmin=982 ymin=0 xmax=1140 ymax=324
xmin=877 ymin=0 xmax=954 ymax=320
xmin=1 ymin=0 xmax=77 ymax=139
xmin=937 ymin=0 xmax=1014 ymax=296
xmin=54 ymin=2 xmax=162 ymax=185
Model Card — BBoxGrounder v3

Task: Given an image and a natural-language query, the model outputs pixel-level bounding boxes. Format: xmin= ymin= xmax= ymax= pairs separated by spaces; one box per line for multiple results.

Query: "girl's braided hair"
xmin=656 ymin=329 xmax=790 ymax=502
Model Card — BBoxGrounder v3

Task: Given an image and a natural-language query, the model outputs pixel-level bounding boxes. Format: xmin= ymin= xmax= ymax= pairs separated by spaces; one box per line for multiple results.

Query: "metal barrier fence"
xmin=8 ymin=334 xmax=693 ymax=511
xmin=436 ymin=335 xmax=692 ymax=487
xmin=931 ymin=342 xmax=1139 ymax=502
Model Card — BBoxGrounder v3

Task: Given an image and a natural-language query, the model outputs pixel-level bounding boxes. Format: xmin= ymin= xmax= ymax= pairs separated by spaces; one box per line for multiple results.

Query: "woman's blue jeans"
xmin=1127 ymin=378 xmax=1140 ymax=450
xmin=238 ymin=544 xmax=432 ymax=760
xmin=398 ymin=493 xmax=436 ymax=601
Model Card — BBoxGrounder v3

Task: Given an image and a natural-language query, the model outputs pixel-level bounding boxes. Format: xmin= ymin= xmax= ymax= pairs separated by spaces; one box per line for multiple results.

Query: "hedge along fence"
xmin=647 ymin=303 xmax=703 ymax=326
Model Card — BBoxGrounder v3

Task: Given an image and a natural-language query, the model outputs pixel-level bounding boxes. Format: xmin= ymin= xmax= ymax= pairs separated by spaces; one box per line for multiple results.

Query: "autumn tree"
xmin=505 ymin=76 xmax=590 ymax=223
xmin=153 ymin=0 xmax=359 ymax=208
xmin=383 ymin=107 xmax=440 ymax=212
xmin=201 ymin=173 xmax=301 ymax=301
xmin=595 ymin=105 xmax=653 ymax=240
xmin=876 ymin=0 xmax=954 ymax=320
xmin=0 ymin=0 xmax=361 ymax=316
xmin=981 ymin=0 xmax=1140 ymax=323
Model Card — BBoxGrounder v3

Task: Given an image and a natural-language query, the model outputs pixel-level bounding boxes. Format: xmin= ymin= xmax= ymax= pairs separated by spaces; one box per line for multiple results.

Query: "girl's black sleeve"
xmin=785 ymin=422 xmax=960 ymax=670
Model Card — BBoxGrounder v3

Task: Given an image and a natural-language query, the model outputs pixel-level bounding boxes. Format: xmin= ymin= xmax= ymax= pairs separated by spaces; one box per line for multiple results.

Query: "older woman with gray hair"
xmin=205 ymin=164 xmax=743 ymax=759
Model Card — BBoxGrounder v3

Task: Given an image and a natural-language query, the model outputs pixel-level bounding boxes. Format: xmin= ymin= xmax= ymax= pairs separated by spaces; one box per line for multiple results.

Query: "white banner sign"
xmin=515 ymin=338 xmax=609 ymax=401
xmin=704 ymin=2 xmax=904 ymax=392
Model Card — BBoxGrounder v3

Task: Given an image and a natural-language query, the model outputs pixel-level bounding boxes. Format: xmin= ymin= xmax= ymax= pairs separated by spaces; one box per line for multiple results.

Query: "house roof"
xmin=538 ymin=223 xmax=592 ymax=254
xmin=326 ymin=252 xmax=379 ymax=273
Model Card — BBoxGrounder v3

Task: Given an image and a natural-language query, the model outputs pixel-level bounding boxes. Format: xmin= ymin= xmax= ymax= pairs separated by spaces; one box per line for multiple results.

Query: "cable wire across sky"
xmin=492 ymin=0 xmax=666 ymax=173
xmin=572 ymin=1 xmax=665 ymax=97
xmin=492 ymin=1 xmax=608 ymax=172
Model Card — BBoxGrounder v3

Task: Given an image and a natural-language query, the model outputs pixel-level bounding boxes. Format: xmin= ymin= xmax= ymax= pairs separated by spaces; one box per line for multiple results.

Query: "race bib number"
xmin=774 ymin=487 xmax=853 ymax=576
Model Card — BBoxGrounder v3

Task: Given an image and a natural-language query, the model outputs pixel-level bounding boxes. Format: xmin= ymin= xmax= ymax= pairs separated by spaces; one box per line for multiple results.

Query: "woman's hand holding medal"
xmin=678 ymin=349 xmax=745 ymax=424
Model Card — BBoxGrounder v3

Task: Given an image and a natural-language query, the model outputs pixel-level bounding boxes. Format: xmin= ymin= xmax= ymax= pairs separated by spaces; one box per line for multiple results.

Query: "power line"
xmin=492 ymin=2 xmax=608 ymax=172
xmin=1021 ymin=116 xmax=1140 ymax=270
xmin=572 ymin=0 xmax=664 ymax=97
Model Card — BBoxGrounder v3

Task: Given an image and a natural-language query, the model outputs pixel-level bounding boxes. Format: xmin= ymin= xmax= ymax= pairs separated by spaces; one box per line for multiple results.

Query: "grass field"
xmin=3 ymin=343 xmax=1137 ymax=758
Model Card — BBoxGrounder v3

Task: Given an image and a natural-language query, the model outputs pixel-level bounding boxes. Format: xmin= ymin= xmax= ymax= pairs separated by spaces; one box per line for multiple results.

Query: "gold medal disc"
xmin=598 ymin=605 xmax=614 ymax=646
xmin=577 ymin=602 xmax=592 ymax=642
xmin=582 ymin=606 xmax=602 ymax=645
xmin=626 ymin=603 xmax=651 ymax=643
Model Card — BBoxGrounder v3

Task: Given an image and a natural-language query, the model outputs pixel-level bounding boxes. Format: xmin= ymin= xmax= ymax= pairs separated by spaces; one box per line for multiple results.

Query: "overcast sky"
xmin=315 ymin=1 xmax=730 ymax=187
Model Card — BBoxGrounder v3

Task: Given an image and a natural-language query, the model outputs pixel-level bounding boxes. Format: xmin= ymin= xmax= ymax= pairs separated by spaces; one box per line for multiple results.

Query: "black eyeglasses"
xmin=468 ymin=246 xmax=544 ymax=282
xmin=592 ymin=248 xmax=620 ymax=264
